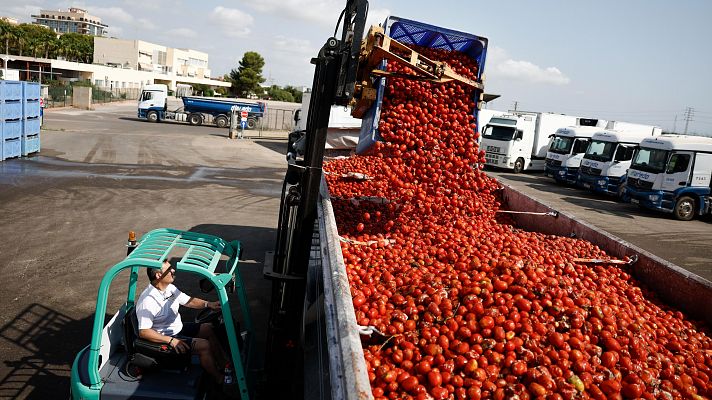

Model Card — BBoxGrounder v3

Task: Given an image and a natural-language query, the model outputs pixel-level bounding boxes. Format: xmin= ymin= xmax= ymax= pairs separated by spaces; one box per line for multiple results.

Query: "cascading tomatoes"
xmin=324 ymin=45 xmax=712 ymax=400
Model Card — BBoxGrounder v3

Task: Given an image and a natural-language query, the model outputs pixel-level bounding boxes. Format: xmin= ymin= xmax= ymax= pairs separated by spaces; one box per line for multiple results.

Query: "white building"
xmin=32 ymin=8 xmax=108 ymax=36
xmin=2 ymin=53 xmax=230 ymax=92
xmin=93 ymin=38 xmax=216 ymax=90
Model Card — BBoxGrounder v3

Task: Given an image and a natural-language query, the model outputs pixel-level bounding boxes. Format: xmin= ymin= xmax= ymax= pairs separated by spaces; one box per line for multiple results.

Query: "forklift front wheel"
xmin=188 ymin=113 xmax=203 ymax=126
xmin=147 ymin=111 xmax=159 ymax=123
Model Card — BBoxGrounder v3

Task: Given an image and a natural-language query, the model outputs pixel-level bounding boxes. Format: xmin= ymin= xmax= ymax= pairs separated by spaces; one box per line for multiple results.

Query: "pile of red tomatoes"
xmin=323 ymin=46 xmax=711 ymax=400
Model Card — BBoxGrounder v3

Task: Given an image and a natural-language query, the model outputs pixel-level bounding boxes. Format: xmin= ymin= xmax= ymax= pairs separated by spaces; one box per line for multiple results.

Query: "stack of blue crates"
xmin=1 ymin=80 xmax=23 ymax=160
xmin=21 ymin=82 xmax=41 ymax=156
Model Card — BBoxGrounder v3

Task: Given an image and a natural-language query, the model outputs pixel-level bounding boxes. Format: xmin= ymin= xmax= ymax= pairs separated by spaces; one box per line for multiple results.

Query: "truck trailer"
xmin=625 ymin=134 xmax=712 ymax=220
xmin=481 ymin=112 xmax=582 ymax=173
xmin=137 ymin=84 xmax=266 ymax=129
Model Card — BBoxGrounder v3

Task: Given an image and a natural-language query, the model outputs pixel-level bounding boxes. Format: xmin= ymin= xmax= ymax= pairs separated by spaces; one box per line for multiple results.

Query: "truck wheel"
xmin=673 ymin=196 xmax=696 ymax=221
xmin=147 ymin=111 xmax=159 ymax=123
xmin=215 ymin=115 xmax=228 ymax=128
xmin=513 ymin=158 xmax=525 ymax=173
xmin=247 ymin=118 xmax=257 ymax=130
xmin=188 ymin=113 xmax=202 ymax=126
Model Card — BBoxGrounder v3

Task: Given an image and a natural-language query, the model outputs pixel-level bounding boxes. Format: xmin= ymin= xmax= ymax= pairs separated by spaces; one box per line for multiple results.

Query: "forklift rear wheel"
xmin=674 ymin=196 xmax=696 ymax=221
xmin=513 ymin=158 xmax=525 ymax=173
xmin=188 ymin=113 xmax=202 ymax=126
xmin=215 ymin=115 xmax=229 ymax=128
xmin=247 ymin=118 xmax=257 ymax=130
xmin=147 ymin=111 xmax=159 ymax=123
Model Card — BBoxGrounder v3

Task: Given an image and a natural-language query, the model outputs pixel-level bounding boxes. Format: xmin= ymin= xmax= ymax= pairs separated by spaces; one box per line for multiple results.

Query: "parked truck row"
xmin=480 ymin=110 xmax=712 ymax=220
xmin=546 ymin=130 xmax=712 ymax=221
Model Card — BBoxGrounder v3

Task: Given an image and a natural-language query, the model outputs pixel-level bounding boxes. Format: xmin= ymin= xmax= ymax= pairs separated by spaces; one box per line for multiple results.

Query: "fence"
xmin=44 ymin=84 xmax=141 ymax=108
xmin=258 ymin=107 xmax=298 ymax=132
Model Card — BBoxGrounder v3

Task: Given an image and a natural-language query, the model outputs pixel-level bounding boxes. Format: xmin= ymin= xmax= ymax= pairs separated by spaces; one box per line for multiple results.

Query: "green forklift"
xmin=70 ymin=228 xmax=253 ymax=399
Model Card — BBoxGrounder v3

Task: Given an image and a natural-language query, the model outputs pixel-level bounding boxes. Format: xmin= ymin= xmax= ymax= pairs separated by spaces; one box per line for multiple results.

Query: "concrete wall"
xmin=72 ymin=86 xmax=92 ymax=110
xmin=500 ymin=184 xmax=712 ymax=325
xmin=93 ymin=37 xmax=138 ymax=68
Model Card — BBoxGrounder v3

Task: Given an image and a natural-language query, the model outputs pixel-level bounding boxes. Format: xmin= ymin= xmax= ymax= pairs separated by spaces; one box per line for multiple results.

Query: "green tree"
xmin=58 ymin=33 xmax=93 ymax=62
xmin=266 ymin=85 xmax=294 ymax=102
xmin=0 ymin=20 xmax=18 ymax=55
xmin=230 ymin=51 xmax=266 ymax=97
xmin=284 ymin=85 xmax=303 ymax=103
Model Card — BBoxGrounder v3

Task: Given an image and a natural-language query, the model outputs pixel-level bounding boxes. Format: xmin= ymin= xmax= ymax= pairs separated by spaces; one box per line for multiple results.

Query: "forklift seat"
xmin=123 ymin=306 xmax=191 ymax=376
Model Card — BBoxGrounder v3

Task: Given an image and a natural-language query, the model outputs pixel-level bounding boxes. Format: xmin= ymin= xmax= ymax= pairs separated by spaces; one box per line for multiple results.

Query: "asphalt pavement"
xmin=0 ymin=102 xmax=289 ymax=399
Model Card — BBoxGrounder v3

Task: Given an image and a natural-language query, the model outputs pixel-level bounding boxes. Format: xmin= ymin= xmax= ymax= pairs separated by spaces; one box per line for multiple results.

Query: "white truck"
xmin=577 ymin=123 xmax=662 ymax=196
xmin=481 ymin=112 xmax=580 ymax=173
xmin=625 ymin=135 xmax=712 ymax=220
xmin=544 ymin=121 xmax=607 ymax=184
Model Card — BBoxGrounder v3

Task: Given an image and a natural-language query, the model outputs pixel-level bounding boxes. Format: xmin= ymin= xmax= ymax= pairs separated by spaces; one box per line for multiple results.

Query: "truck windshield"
xmin=549 ymin=136 xmax=574 ymax=154
xmin=483 ymin=125 xmax=516 ymax=141
xmin=631 ymin=148 xmax=669 ymax=173
xmin=584 ymin=140 xmax=616 ymax=162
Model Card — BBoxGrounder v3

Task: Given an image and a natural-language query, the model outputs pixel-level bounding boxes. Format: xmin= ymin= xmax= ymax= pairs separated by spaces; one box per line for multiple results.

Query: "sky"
xmin=2 ymin=0 xmax=712 ymax=135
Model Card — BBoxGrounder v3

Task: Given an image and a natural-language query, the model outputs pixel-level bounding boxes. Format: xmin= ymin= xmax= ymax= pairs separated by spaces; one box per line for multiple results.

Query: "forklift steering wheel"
xmin=195 ymin=308 xmax=222 ymax=325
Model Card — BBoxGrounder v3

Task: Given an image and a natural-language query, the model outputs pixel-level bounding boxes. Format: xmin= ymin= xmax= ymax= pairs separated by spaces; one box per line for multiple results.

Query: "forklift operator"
xmin=136 ymin=260 xmax=229 ymax=384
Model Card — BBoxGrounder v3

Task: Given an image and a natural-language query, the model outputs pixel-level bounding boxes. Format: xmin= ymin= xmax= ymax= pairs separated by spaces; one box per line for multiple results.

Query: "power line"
xmin=683 ymin=107 xmax=695 ymax=134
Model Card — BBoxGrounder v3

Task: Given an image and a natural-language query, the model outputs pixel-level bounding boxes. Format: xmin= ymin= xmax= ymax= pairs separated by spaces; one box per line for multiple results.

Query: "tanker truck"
xmin=137 ymin=84 xmax=266 ymax=129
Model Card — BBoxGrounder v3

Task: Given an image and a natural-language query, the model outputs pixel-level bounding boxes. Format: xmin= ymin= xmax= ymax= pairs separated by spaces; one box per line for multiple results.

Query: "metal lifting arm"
xmin=351 ymin=25 xmax=483 ymax=118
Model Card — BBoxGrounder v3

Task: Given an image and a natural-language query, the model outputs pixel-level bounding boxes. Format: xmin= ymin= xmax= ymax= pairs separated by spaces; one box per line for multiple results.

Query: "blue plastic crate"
xmin=22 ymin=134 xmax=40 ymax=156
xmin=22 ymin=82 xmax=41 ymax=100
xmin=2 ymin=101 xmax=22 ymax=120
xmin=23 ymin=99 xmax=41 ymax=118
xmin=355 ymin=16 xmax=488 ymax=154
xmin=1 ymin=119 xmax=22 ymax=140
xmin=22 ymin=117 xmax=41 ymax=136
xmin=0 ymin=81 xmax=22 ymax=101
xmin=2 ymin=137 xmax=21 ymax=160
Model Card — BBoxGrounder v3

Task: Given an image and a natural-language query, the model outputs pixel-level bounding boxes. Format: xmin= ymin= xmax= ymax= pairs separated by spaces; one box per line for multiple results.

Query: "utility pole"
xmin=673 ymin=115 xmax=677 ymax=133
xmin=513 ymin=101 xmax=518 ymax=111
xmin=683 ymin=107 xmax=694 ymax=134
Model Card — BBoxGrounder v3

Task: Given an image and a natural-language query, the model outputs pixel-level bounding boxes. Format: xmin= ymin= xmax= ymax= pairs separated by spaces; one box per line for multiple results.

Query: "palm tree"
xmin=0 ymin=20 xmax=16 ymax=55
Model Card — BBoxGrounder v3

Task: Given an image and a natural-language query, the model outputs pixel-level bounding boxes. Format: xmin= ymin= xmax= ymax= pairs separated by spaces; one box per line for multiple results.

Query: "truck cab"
xmin=577 ymin=125 xmax=661 ymax=196
xmin=481 ymin=112 xmax=537 ymax=173
xmin=625 ymin=135 xmax=712 ymax=220
xmin=137 ymin=84 xmax=168 ymax=122
xmin=545 ymin=123 xmax=604 ymax=184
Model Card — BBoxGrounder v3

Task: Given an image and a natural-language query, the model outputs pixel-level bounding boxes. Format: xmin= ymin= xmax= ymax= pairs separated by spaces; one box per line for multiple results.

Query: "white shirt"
xmin=136 ymin=283 xmax=191 ymax=336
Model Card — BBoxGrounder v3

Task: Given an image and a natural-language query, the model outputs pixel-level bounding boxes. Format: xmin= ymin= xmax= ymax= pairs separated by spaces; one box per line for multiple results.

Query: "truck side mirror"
xmin=515 ymin=130 xmax=523 ymax=140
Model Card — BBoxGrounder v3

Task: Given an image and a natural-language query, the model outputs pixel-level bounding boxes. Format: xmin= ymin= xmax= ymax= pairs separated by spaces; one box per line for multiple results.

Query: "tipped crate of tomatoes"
xmin=322 ymin=33 xmax=711 ymax=400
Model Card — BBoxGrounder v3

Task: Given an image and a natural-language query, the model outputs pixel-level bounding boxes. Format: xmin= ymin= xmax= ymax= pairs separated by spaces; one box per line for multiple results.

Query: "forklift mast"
xmin=265 ymin=0 xmax=369 ymax=396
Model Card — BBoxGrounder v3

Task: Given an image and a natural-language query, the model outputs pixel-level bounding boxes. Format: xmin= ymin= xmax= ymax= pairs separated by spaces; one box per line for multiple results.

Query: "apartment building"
xmin=32 ymin=8 xmax=108 ymax=36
